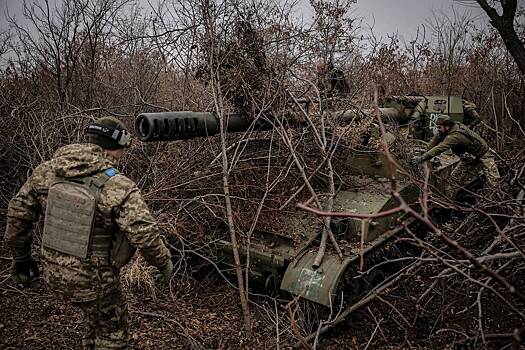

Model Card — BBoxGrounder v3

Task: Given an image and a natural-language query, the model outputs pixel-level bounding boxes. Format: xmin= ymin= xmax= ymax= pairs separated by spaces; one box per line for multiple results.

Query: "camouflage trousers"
xmin=447 ymin=151 xmax=500 ymax=198
xmin=72 ymin=287 xmax=129 ymax=350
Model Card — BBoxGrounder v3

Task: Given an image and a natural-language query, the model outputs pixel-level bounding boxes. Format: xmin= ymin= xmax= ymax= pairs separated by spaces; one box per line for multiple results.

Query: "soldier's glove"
xmin=459 ymin=153 xmax=476 ymax=163
xmin=411 ymin=155 xmax=427 ymax=167
xmin=156 ymin=259 xmax=174 ymax=286
xmin=10 ymin=256 xmax=39 ymax=285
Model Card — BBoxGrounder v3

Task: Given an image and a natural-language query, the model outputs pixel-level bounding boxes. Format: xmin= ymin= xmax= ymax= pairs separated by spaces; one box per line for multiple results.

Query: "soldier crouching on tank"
xmin=411 ymin=114 xmax=500 ymax=199
xmin=4 ymin=117 xmax=173 ymax=350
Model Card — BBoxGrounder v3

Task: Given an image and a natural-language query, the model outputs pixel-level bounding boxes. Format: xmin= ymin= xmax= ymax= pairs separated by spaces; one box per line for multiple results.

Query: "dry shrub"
xmin=122 ymin=256 xmax=158 ymax=300
xmin=0 ymin=0 xmax=524 ymax=348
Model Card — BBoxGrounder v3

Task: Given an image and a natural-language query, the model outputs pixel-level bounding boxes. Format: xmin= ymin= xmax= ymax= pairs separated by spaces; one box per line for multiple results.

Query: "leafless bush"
xmin=0 ymin=0 xmax=524 ymax=348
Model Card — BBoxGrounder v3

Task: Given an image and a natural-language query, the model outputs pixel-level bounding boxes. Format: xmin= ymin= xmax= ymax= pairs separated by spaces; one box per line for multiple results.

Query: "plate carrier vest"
xmin=451 ymin=123 xmax=489 ymax=158
xmin=42 ymin=169 xmax=115 ymax=261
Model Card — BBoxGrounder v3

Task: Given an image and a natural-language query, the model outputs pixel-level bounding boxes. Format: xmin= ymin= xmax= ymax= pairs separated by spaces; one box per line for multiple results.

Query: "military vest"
xmin=449 ymin=123 xmax=489 ymax=158
xmin=42 ymin=169 xmax=116 ymax=262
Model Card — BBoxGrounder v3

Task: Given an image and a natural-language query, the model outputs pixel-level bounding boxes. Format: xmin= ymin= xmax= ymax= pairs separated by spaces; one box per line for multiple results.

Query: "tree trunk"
xmin=494 ymin=21 xmax=525 ymax=75
xmin=476 ymin=0 xmax=525 ymax=75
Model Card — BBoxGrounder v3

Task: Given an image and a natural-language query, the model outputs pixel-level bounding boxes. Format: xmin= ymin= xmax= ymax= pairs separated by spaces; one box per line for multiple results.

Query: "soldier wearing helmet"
xmin=412 ymin=114 xmax=500 ymax=198
xmin=5 ymin=117 xmax=173 ymax=349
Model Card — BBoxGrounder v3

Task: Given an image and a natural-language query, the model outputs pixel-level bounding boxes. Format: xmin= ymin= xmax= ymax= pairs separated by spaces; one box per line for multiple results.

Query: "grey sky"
xmin=352 ymin=0 xmax=486 ymax=40
xmin=0 ymin=0 xmax=489 ymax=40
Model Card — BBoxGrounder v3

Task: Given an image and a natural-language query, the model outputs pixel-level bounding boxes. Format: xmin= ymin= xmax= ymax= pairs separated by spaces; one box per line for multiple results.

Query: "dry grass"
xmin=122 ymin=257 xmax=159 ymax=300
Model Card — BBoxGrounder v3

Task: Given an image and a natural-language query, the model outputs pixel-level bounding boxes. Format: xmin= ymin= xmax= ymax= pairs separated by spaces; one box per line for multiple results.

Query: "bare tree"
xmin=474 ymin=0 xmax=525 ymax=75
xmin=8 ymin=0 xmax=133 ymax=108
xmin=198 ymin=0 xmax=253 ymax=333
xmin=426 ymin=8 xmax=476 ymax=95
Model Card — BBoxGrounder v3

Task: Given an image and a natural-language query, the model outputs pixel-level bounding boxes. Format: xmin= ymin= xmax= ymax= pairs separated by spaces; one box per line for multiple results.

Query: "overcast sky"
xmin=0 ymin=0 xmax=489 ymax=41
xmin=353 ymin=0 xmax=486 ymax=40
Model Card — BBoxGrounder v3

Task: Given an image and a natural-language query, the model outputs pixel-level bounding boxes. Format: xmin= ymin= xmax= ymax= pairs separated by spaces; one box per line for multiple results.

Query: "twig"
xmin=132 ymin=310 xmax=204 ymax=349
xmin=286 ymin=297 xmax=313 ymax=350
xmin=294 ymin=261 xmax=424 ymax=348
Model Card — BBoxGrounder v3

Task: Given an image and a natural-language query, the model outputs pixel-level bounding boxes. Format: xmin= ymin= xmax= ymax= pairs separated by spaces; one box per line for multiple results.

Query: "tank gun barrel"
xmin=387 ymin=95 xmax=426 ymax=104
xmin=135 ymin=107 xmax=412 ymax=142
xmin=335 ymin=107 xmax=410 ymax=124
xmin=135 ymin=95 xmax=436 ymax=142
xmin=135 ymin=111 xmax=260 ymax=142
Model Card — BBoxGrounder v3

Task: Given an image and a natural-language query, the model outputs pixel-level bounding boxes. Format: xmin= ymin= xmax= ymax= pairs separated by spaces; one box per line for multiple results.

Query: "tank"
xmin=135 ymin=95 xmax=470 ymax=306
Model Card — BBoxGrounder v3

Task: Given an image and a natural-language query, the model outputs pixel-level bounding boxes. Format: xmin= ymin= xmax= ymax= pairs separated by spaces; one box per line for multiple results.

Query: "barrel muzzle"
xmin=135 ymin=111 xmax=220 ymax=142
xmin=136 ymin=111 xmax=271 ymax=142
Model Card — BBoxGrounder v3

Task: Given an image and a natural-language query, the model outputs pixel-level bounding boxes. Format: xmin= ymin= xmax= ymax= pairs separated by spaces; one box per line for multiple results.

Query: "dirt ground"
xmin=1 ymin=232 xmax=523 ymax=350
xmin=0 ymin=240 xmax=277 ymax=350
xmin=0 ymin=239 xmax=405 ymax=350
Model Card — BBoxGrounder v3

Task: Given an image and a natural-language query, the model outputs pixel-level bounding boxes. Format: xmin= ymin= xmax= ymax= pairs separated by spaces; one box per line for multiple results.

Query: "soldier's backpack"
xmin=42 ymin=169 xmax=115 ymax=260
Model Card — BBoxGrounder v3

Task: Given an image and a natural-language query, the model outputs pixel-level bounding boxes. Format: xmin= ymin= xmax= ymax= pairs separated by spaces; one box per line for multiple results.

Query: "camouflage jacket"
xmin=5 ymin=143 xmax=171 ymax=302
xmin=424 ymin=123 xmax=489 ymax=160
xmin=462 ymin=99 xmax=481 ymax=128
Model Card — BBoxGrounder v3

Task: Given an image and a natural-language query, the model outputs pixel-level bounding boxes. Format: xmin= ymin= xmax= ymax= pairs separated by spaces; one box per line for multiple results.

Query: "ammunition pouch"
xmin=111 ymin=233 xmax=137 ymax=269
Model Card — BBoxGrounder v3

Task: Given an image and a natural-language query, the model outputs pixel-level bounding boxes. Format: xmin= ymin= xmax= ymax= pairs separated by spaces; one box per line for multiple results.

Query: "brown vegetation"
xmin=0 ymin=0 xmax=524 ymax=349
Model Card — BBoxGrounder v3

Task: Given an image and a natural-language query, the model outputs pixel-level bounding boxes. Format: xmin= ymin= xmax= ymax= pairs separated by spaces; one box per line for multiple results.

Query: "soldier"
xmin=316 ymin=59 xmax=350 ymax=98
xmin=462 ymin=99 xmax=481 ymax=129
xmin=412 ymin=114 xmax=500 ymax=198
xmin=5 ymin=117 xmax=173 ymax=350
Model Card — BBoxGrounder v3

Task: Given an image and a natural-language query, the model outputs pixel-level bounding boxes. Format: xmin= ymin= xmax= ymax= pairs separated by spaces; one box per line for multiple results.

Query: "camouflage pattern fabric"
xmin=447 ymin=151 xmax=500 ymax=198
xmin=72 ymin=287 xmax=128 ymax=350
xmin=422 ymin=123 xmax=499 ymax=197
xmin=5 ymin=143 xmax=172 ymax=348
xmin=462 ymin=99 xmax=481 ymax=129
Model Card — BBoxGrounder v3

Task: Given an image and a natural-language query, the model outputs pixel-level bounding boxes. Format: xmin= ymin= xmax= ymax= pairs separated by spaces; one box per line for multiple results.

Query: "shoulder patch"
xmin=99 ymin=173 xmax=137 ymax=208
xmin=105 ymin=168 xmax=117 ymax=177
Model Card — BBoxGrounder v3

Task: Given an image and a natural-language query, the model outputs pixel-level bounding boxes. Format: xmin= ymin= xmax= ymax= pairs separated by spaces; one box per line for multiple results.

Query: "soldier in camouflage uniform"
xmin=5 ymin=117 xmax=173 ymax=350
xmin=462 ymin=99 xmax=481 ymax=129
xmin=412 ymin=114 xmax=500 ymax=198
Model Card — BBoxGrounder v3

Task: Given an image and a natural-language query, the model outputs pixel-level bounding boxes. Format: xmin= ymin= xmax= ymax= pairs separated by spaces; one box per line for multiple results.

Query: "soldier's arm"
xmin=5 ymin=173 xmax=42 ymax=260
xmin=467 ymin=113 xmax=481 ymax=128
xmin=463 ymin=100 xmax=481 ymax=128
xmin=424 ymin=134 xmax=462 ymax=159
xmin=426 ymin=133 xmax=440 ymax=151
xmin=113 ymin=179 xmax=171 ymax=270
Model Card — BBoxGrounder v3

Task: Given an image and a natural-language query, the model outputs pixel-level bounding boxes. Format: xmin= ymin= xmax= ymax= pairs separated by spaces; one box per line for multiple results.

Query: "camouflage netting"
xmin=195 ymin=18 xmax=288 ymax=119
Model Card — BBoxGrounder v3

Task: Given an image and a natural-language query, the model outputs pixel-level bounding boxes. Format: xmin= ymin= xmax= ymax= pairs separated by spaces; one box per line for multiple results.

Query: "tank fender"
xmin=280 ymin=252 xmax=354 ymax=306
